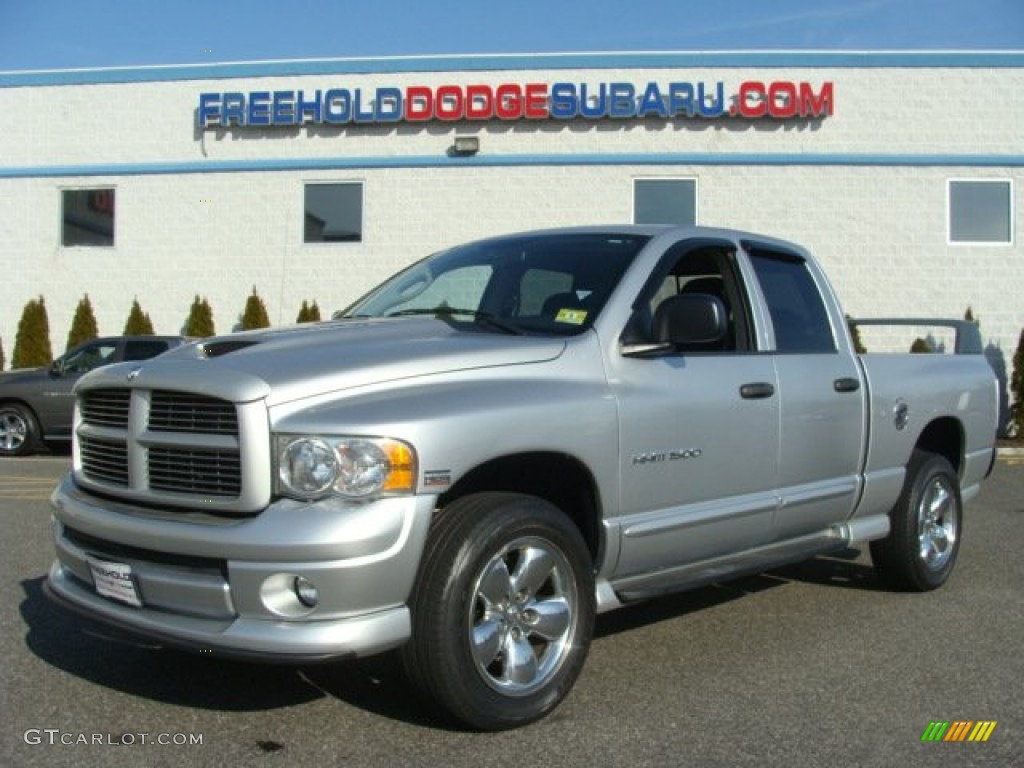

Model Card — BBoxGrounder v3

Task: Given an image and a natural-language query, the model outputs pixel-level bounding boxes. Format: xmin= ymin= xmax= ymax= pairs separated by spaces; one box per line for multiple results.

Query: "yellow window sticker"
xmin=555 ymin=308 xmax=588 ymax=325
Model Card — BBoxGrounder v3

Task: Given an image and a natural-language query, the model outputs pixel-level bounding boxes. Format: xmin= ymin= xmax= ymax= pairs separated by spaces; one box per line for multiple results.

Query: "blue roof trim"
xmin=2 ymin=51 xmax=1022 ymax=88
xmin=3 ymin=153 xmax=1023 ymax=178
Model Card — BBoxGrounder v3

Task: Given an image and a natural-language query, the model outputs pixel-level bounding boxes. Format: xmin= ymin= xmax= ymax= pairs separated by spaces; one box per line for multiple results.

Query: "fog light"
xmin=294 ymin=576 xmax=320 ymax=608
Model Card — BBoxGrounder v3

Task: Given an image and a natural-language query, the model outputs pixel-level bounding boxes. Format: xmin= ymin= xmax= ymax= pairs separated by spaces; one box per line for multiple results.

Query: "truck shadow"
xmin=20 ymin=549 xmax=878 ymax=730
xmin=595 ymin=548 xmax=879 ymax=639
xmin=19 ymin=575 xmax=449 ymax=729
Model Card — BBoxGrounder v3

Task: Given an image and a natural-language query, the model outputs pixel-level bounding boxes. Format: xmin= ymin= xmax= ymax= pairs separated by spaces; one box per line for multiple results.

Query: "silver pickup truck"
xmin=46 ymin=226 xmax=998 ymax=730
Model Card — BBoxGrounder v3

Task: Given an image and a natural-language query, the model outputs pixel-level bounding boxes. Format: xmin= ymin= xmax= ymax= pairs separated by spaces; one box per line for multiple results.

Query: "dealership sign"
xmin=197 ymin=80 xmax=833 ymax=128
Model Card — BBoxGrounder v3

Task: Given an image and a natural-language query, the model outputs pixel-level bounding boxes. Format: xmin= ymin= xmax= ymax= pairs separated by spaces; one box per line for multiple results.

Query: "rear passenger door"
xmin=745 ymin=245 xmax=867 ymax=539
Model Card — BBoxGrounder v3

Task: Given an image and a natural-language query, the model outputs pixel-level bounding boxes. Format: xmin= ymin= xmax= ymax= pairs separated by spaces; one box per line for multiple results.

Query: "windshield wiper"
xmin=387 ymin=307 xmax=522 ymax=335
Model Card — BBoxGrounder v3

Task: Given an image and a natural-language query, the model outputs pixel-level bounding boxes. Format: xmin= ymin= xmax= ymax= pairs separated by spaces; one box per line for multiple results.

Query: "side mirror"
xmin=652 ymin=293 xmax=727 ymax=347
xmin=49 ymin=359 xmax=65 ymax=377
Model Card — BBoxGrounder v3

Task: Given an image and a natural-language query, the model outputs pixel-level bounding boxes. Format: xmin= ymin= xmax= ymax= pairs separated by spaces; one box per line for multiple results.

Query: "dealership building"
xmin=1 ymin=51 xmax=1021 ymax=399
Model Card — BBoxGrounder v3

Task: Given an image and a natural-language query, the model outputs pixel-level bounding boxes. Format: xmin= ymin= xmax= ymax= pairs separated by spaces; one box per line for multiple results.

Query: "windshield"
xmin=343 ymin=232 xmax=650 ymax=336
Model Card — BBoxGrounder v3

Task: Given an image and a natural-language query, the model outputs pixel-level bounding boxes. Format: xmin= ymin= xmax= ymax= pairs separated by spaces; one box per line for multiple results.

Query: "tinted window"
xmin=749 ymin=252 xmax=835 ymax=353
xmin=62 ymin=341 xmax=117 ymax=373
xmin=62 ymin=189 xmax=115 ymax=247
xmin=124 ymin=340 xmax=171 ymax=361
xmin=948 ymin=180 xmax=1012 ymax=244
xmin=304 ymin=183 xmax=363 ymax=242
xmin=633 ymin=179 xmax=696 ymax=226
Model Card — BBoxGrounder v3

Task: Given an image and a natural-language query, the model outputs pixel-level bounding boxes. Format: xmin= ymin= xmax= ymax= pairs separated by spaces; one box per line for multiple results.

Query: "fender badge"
xmin=126 ymin=366 xmax=143 ymax=382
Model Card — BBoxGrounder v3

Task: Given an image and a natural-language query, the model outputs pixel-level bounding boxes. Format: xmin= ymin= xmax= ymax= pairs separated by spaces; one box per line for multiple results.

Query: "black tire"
xmin=870 ymin=450 xmax=962 ymax=592
xmin=0 ymin=404 xmax=41 ymax=457
xmin=402 ymin=492 xmax=595 ymax=731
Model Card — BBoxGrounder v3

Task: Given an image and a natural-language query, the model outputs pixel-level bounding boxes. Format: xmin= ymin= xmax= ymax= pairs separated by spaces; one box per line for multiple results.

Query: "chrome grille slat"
xmin=79 ymin=388 xmax=131 ymax=428
xmin=149 ymin=392 xmax=238 ymax=435
xmin=79 ymin=436 xmax=129 ymax=485
xmin=148 ymin=447 xmax=242 ymax=497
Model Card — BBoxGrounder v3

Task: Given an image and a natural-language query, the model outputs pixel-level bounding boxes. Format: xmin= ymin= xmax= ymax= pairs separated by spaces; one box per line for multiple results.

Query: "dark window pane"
xmin=949 ymin=180 xmax=1012 ymax=244
xmin=124 ymin=340 xmax=170 ymax=361
xmin=633 ymin=179 xmax=696 ymax=226
xmin=304 ymin=183 xmax=363 ymax=242
xmin=749 ymin=252 xmax=836 ymax=353
xmin=62 ymin=189 xmax=115 ymax=246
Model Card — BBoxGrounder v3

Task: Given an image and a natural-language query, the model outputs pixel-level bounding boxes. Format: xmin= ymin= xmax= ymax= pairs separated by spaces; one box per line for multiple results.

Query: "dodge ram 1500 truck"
xmin=46 ymin=226 xmax=998 ymax=730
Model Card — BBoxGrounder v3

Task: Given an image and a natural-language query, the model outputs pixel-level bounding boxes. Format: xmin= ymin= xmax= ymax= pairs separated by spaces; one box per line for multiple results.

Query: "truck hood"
xmin=80 ymin=317 xmax=567 ymax=406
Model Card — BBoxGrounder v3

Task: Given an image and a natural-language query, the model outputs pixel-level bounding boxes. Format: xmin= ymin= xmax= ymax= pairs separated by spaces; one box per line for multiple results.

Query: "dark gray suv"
xmin=0 ymin=336 xmax=188 ymax=456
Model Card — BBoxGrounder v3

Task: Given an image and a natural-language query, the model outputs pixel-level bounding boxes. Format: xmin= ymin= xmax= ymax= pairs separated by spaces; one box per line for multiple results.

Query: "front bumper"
xmin=47 ymin=472 xmax=436 ymax=661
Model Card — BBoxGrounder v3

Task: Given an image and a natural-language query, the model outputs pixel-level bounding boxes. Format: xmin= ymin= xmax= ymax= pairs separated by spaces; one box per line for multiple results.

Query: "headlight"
xmin=275 ymin=435 xmax=417 ymax=500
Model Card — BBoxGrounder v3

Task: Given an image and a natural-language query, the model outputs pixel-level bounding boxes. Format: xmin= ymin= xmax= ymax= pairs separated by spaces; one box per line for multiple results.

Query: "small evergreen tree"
xmin=296 ymin=299 xmax=322 ymax=323
xmin=964 ymin=306 xmax=978 ymax=325
xmin=910 ymin=338 xmax=933 ymax=354
xmin=0 ymin=336 xmax=5 ymax=371
xmin=846 ymin=316 xmax=866 ymax=354
xmin=1010 ymin=328 xmax=1024 ymax=440
xmin=66 ymin=294 xmax=100 ymax=351
xmin=241 ymin=287 xmax=271 ymax=330
xmin=123 ymin=298 xmax=155 ymax=335
xmin=12 ymin=296 xmax=53 ymax=368
xmin=185 ymin=295 xmax=216 ymax=337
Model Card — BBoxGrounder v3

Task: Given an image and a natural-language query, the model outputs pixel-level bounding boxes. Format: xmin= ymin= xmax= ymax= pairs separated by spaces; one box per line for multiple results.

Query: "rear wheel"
xmin=0 ymin=404 xmax=41 ymax=457
xmin=870 ymin=450 xmax=962 ymax=591
xmin=402 ymin=492 xmax=595 ymax=730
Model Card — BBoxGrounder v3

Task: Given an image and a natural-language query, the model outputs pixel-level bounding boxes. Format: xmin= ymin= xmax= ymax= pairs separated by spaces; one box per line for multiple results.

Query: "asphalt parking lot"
xmin=2 ymin=454 xmax=1022 ymax=768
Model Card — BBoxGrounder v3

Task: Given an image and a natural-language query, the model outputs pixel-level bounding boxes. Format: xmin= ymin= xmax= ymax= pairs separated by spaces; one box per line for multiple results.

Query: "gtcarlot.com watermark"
xmin=24 ymin=729 xmax=203 ymax=747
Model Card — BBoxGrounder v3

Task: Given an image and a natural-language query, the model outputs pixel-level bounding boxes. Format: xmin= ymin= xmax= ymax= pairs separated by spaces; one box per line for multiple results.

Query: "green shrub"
xmin=12 ymin=296 xmax=53 ymax=368
xmin=185 ymin=295 xmax=216 ymax=337
xmin=846 ymin=316 xmax=866 ymax=354
xmin=296 ymin=299 xmax=322 ymax=323
xmin=66 ymin=294 xmax=100 ymax=351
xmin=0 ymin=337 xmax=5 ymax=371
xmin=241 ymin=287 xmax=270 ymax=330
xmin=910 ymin=338 xmax=933 ymax=354
xmin=123 ymin=298 xmax=155 ymax=335
xmin=1010 ymin=328 xmax=1024 ymax=440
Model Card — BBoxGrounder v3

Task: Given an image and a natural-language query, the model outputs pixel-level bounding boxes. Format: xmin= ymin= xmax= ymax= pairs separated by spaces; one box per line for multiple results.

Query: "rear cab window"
xmin=747 ymin=248 xmax=836 ymax=353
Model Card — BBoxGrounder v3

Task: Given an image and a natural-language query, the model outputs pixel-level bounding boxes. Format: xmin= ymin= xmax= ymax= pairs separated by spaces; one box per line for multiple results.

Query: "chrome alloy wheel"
xmin=469 ymin=536 xmax=578 ymax=696
xmin=917 ymin=474 xmax=959 ymax=571
xmin=0 ymin=410 xmax=28 ymax=453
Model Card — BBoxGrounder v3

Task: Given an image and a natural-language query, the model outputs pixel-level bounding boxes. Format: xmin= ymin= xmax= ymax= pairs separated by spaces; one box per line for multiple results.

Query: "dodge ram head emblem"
xmin=126 ymin=366 xmax=143 ymax=382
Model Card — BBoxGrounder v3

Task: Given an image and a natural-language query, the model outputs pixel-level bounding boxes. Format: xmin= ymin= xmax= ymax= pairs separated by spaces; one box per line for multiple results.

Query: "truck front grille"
xmin=75 ymin=387 xmax=269 ymax=513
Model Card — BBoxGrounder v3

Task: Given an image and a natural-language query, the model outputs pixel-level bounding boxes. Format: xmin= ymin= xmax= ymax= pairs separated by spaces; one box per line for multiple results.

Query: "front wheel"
xmin=870 ymin=451 xmax=962 ymax=591
xmin=0 ymin=404 xmax=41 ymax=457
xmin=402 ymin=492 xmax=595 ymax=731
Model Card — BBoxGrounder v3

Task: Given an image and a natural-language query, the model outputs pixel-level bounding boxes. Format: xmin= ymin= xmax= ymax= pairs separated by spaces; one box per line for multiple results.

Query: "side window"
xmin=635 ymin=245 xmax=750 ymax=353
xmin=749 ymin=251 xmax=836 ymax=353
xmin=62 ymin=341 xmax=117 ymax=374
xmin=123 ymin=340 xmax=170 ymax=361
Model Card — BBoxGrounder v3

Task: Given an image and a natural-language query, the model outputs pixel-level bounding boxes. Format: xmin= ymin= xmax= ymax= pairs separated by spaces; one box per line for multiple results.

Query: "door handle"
xmin=739 ymin=382 xmax=775 ymax=399
xmin=833 ymin=377 xmax=861 ymax=393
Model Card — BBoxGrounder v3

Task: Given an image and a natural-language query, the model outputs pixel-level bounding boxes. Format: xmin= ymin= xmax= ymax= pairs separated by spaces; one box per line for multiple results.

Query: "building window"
xmin=304 ymin=182 xmax=363 ymax=243
xmin=62 ymin=188 xmax=115 ymax=247
xmin=948 ymin=179 xmax=1013 ymax=245
xmin=633 ymin=178 xmax=697 ymax=227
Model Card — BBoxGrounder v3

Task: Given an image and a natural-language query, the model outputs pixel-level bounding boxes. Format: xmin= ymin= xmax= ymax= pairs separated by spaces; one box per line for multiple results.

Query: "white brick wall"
xmin=1 ymin=55 xmax=1021 ymax=424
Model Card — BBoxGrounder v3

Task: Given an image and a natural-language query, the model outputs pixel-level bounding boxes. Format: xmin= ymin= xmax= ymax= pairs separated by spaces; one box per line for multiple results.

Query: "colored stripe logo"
xmin=921 ymin=721 xmax=997 ymax=742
